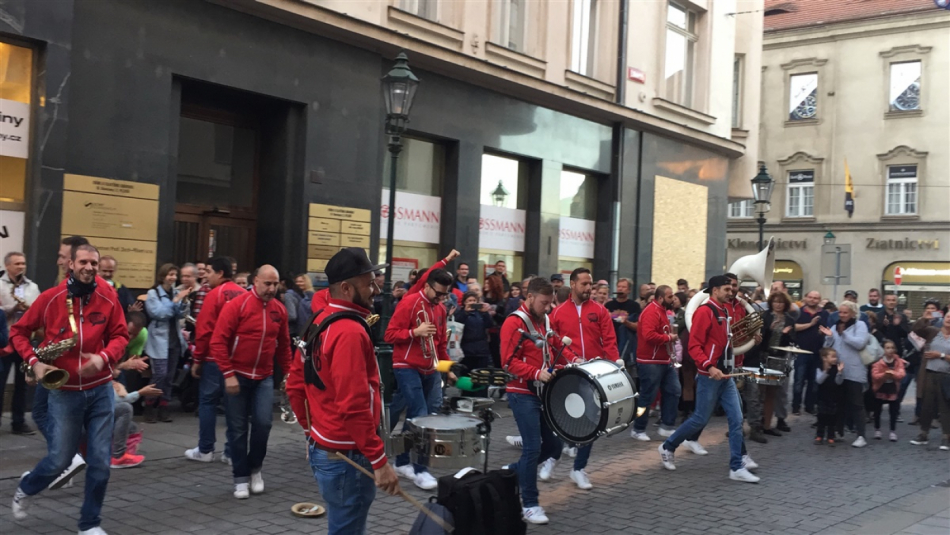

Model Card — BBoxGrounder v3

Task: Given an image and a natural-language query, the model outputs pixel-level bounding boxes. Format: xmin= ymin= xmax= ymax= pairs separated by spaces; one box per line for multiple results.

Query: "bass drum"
xmin=542 ymin=359 xmax=637 ymax=445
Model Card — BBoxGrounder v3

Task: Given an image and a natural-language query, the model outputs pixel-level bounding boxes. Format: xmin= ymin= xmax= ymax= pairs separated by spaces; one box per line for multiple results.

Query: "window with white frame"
xmin=889 ymin=61 xmax=921 ymax=112
xmin=492 ymin=0 xmax=526 ymax=52
xmin=886 ymin=165 xmax=918 ymax=215
xmin=571 ymin=0 xmax=596 ymax=76
xmin=786 ymin=170 xmax=814 ymax=217
xmin=732 ymin=55 xmax=744 ymax=128
xmin=398 ymin=0 xmax=438 ymax=21
xmin=728 ymin=199 xmax=754 ymax=218
xmin=664 ymin=2 xmax=698 ymax=108
xmin=788 ymin=73 xmax=818 ymax=121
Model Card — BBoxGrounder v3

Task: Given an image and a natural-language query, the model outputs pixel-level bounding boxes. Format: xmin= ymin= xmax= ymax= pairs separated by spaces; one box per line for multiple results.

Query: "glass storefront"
xmin=882 ymin=261 xmax=950 ymax=318
xmin=478 ymin=153 xmax=528 ymax=284
xmin=557 ymin=168 xmax=597 ymax=273
xmin=0 ymin=41 xmax=33 ymax=210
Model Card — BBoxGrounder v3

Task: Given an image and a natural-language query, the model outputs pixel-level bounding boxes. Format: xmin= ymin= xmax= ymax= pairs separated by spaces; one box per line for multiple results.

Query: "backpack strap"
xmin=505 ymin=310 xmax=552 ymax=371
xmin=302 ymin=310 xmax=374 ymax=390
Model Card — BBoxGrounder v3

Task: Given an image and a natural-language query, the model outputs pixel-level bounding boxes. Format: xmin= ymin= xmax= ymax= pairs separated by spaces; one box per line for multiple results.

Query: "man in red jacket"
xmin=547 ymin=267 xmax=619 ymax=491
xmin=630 ymin=285 xmax=682 ymax=441
xmin=183 ymin=256 xmax=246 ymax=464
xmin=503 ymin=277 xmax=576 ymax=525
xmin=286 ymin=247 xmax=399 ymax=535
xmin=383 ymin=267 xmax=456 ymax=490
xmin=211 ymin=264 xmax=292 ymax=499
xmin=10 ymin=244 xmax=129 ymax=533
xmin=658 ymin=275 xmax=761 ymax=483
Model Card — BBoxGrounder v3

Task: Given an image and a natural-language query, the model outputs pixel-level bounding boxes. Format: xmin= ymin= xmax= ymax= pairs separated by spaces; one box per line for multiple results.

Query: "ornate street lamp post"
xmin=751 ymin=163 xmax=775 ymax=250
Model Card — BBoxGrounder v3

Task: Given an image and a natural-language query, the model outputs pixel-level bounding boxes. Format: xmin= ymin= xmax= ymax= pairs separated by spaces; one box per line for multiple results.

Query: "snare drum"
xmin=740 ymin=366 xmax=786 ymax=386
xmin=404 ymin=414 xmax=488 ymax=469
xmin=542 ymin=359 xmax=637 ymax=445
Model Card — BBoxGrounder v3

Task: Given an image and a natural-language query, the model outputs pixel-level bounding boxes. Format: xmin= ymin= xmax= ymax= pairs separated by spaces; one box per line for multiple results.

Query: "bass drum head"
xmin=542 ymin=368 xmax=605 ymax=445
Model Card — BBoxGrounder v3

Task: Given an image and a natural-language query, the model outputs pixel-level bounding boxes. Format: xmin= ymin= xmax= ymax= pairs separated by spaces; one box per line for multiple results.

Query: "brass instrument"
xmin=731 ymin=309 xmax=764 ymax=352
xmin=366 ymin=314 xmax=380 ymax=327
xmin=21 ymin=293 xmax=76 ymax=390
xmin=279 ymin=375 xmax=297 ymax=424
xmin=415 ymin=306 xmax=438 ymax=370
xmin=664 ymin=323 xmax=681 ymax=368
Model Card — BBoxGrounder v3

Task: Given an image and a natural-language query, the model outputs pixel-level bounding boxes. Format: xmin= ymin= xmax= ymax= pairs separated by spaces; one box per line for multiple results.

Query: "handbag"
xmin=859 ymin=335 xmax=884 ymax=366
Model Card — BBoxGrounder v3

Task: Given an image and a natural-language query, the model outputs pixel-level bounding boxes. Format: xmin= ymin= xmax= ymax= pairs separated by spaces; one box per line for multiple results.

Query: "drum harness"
xmin=505 ymin=310 xmax=559 ymax=394
xmin=702 ymin=302 xmax=735 ymax=374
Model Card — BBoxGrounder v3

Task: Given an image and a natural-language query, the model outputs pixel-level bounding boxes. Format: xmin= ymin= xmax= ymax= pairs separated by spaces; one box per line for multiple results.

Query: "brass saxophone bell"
xmin=40 ymin=369 xmax=70 ymax=390
xmin=366 ymin=314 xmax=380 ymax=327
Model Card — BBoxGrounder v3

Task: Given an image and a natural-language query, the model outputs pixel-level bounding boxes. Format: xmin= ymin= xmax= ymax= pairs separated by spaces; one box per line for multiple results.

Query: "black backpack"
xmin=299 ymin=308 xmax=374 ymax=390
xmin=436 ymin=469 xmax=526 ymax=535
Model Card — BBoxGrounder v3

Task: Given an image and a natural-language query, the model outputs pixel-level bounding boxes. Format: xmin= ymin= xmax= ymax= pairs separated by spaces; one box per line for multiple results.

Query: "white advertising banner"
xmin=479 ymin=204 xmax=526 ymax=252
xmin=0 ymin=210 xmax=26 ymax=260
xmin=0 ymin=99 xmax=30 ymax=159
xmin=558 ymin=216 xmax=596 ymax=259
xmin=380 ymin=189 xmax=442 ymax=244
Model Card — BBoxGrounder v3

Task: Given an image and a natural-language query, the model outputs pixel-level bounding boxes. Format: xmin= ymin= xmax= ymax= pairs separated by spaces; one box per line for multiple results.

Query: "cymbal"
xmin=771 ymin=346 xmax=812 ymax=354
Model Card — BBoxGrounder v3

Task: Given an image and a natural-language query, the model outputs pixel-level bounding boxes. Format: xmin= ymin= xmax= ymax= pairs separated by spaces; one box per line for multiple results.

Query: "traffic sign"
xmin=894 ymin=266 xmax=903 ymax=286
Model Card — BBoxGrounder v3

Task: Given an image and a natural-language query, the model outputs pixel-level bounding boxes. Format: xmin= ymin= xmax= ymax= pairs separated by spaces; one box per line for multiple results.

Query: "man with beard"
xmin=794 ymin=290 xmax=828 ymax=415
xmin=631 ymin=285 xmax=682 ymax=441
xmin=0 ymin=251 xmax=40 ymax=435
xmin=11 ymin=244 xmax=129 ymax=534
xmin=606 ymin=278 xmax=640 ymax=364
xmin=638 ymin=283 xmax=655 ymax=309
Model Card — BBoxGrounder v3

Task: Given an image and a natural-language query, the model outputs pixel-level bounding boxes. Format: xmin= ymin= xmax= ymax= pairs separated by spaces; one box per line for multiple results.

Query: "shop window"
xmin=728 ymin=199 xmax=754 ymax=218
xmin=571 ymin=0 xmax=596 ymax=76
xmin=560 ymin=169 xmax=597 ymax=219
xmin=0 ymin=41 xmax=34 ymax=208
xmin=731 ymin=55 xmax=744 ymax=128
xmin=480 ymin=153 xmax=529 ymax=283
xmin=480 ymin=153 xmax=528 ymax=209
xmin=885 ymin=165 xmax=917 ymax=215
xmin=788 ymin=73 xmax=818 ymax=121
xmin=380 ymin=136 xmax=445 ymax=262
xmin=384 ymin=136 xmax=445 ymax=197
xmin=785 ymin=170 xmax=814 ymax=218
xmin=398 ymin=0 xmax=438 ymax=22
xmin=665 ymin=2 xmax=698 ymax=108
xmin=889 ymin=61 xmax=921 ymax=112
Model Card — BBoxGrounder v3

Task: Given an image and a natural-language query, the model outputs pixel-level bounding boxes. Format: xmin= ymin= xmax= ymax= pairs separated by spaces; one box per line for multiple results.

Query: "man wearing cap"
xmin=658 ymin=275 xmax=761 ymax=483
xmin=286 ymin=248 xmax=399 ymax=535
xmin=550 ymin=273 xmax=564 ymax=292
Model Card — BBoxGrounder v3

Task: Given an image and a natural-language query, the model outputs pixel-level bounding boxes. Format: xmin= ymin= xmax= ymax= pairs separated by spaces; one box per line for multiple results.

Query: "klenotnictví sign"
xmin=728 ymin=238 xmax=807 ymax=250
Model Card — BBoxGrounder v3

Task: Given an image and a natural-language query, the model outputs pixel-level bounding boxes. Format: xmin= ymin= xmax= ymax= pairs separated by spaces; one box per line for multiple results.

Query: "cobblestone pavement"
xmin=1 ymin=398 xmax=948 ymax=534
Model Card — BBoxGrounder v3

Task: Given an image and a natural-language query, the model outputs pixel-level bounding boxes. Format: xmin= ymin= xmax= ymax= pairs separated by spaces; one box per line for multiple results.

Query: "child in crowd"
xmin=127 ymin=311 xmax=148 ymax=360
xmin=111 ymin=377 xmax=161 ymax=468
xmin=815 ymin=348 xmax=844 ymax=445
xmin=871 ymin=340 xmax=906 ymax=442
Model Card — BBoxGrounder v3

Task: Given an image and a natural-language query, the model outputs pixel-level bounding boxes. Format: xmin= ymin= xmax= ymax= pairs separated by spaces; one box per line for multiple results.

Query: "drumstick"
xmin=723 ymin=372 xmax=753 ymax=378
xmin=332 ymin=452 xmax=455 ymax=533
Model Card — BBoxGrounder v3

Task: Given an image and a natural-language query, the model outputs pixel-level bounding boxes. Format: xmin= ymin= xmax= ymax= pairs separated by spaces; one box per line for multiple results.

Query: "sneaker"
xmin=657 ymin=427 xmax=674 ymax=438
xmin=562 ymin=446 xmax=577 ymax=458
xmin=682 ymin=440 xmax=708 ymax=455
xmin=852 ymin=436 xmax=867 ymax=448
xmin=896 ymin=415 xmax=904 ymax=423
xmin=814 ymin=437 xmax=823 ymax=445
xmin=522 ymin=506 xmax=549 ymax=525
xmin=11 ymin=424 xmax=35 ymax=436
xmin=413 ymin=471 xmax=438 ymax=491
xmin=501 ymin=464 xmax=511 ymax=470
xmin=741 ymin=455 xmax=758 ymax=471
xmin=909 ymin=434 xmax=929 ymax=446
xmin=630 ymin=430 xmax=651 ymax=441
xmin=110 ymin=452 xmax=145 ymax=469
xmin=729 ymin=468 xmax=760 ymax=483
xmin=940 ymin=438 xmax=950 ymax=451
xmin=776 ymin=419 xmax=791 ymax=432
xmin=658 ymin=444 xmax=676 ymax=471
xmin=250 ymin=470 xmax=264 ymax=494
xmin=221 ymin=452 xmax=232 ymax=465
xmin=874 ymin=430 xmax=882 ymax=440
xmin=889 ymin=432 xmax=897 ymax=442
xmin=184 ymin=447 xmax=214 ymax=463
xmin=78 ymin=528 xmax=108 ymax=535
xmin=909 ymin=417 xmax=919 ymax=426
xmin=538 ymin=458 xmax=556 ymax=481
xmin=827 ymin=438 xmax=835 ymax=446
xmin=49 ymin=454 xmax=86 ymax=490
xmin=792 ymin=410 xmax=801 ymax=416
xmin=570 ymin=469 xmax=592 ymax=490
xmin=506 ymin=435 xmax=523 ymax=448
xmin=12 ymin=472 xmax=29 ymax=520
xmin=395 ymin=464 xmax=416 ymax=480
xmin=234 ymin=483 xmax=249 ymax=499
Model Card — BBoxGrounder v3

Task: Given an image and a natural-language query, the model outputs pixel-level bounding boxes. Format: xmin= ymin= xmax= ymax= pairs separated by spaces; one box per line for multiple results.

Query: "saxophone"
xmin=20 ymin=293 xmax=75 ymax=390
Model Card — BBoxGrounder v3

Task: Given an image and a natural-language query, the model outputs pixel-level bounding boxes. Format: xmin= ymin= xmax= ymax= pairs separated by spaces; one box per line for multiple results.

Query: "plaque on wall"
xmin=307 ymin=203 xmax=374 ymax=272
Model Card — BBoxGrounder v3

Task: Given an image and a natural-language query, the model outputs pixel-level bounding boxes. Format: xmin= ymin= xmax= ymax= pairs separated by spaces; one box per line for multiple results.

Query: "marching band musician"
xmin=286 ymin=248 xmax=400 ymax=535
xmin=724 ymin=273 xmax=766 ymax=444
xmin=0 ymin=251 xmax=40 ymax=436
xmin=10 ymin=244 xmax=130 ymax=534
xmin=503 ymin=277 xmax=577 ymax=525
xmin=211 ymin=265 xmax=292 ymax=500
xmin=631 ymin=285 xmax=683 ymax=441
xmin=184 ymin=256 xmax=246 ymax=464
xmin=658 ymin=275 xmax=761 ymax=483
xmin=383 ymin=266 xmax=457 ymax=490
xmin=547 ymin=267 xmax=620 ymax=491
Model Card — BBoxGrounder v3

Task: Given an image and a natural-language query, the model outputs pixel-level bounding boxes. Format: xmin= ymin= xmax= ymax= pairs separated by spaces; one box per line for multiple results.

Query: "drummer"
xmin=756 ymin=291 xmax=797 ymax=436
xmin=502 ymin=277 xmax=576 ymax=525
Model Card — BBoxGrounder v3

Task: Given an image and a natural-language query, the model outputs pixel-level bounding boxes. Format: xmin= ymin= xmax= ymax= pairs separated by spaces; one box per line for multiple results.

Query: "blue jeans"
xmin=19 ymin=383 xmax=114 ymax=531
xmin=553 ymin=442 xmax=593 ymax=471
xmin=663 ymin=375 xmax=745 ymax=471
xmin=393 ymin=368 xmax=441 ymax=472
xmin=309 ymin=445 xmax=376 ymax=535
xmin=33 ymin=384 xmax=50 ymax=440
xmin=224 ymin=375 xmax=273 ymax=483
xmin=197 ymin=362 xmax=229 ymax=456
xmin=633 ymin=363 xmax=682 ymax=432
xmin=792 ymin=352 xmax=818 ymax=412
xmin=507 ymin=392 xmax=561 ymax=508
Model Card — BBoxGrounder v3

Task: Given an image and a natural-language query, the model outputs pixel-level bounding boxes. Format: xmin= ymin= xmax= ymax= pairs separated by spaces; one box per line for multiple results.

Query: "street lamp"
xmin=491 ymin=180 xmax=509 ymax=207
xmin=751 ymin=163 xmax=774 ymax=250
xmin=823 ymin=231 xmax=836 ymax=245
xmin=379 ymin=52 xmax=419 ymax=402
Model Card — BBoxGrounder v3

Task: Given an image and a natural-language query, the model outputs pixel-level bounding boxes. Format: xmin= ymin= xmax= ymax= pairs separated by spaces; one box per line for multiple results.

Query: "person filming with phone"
xmin=454 ymin=291 xmax=494 ymax=377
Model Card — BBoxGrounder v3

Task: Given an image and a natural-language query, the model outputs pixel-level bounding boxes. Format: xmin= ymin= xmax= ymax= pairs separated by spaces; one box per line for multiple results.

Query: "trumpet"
xmin=416 ymin=307 xmax=438 ymax=369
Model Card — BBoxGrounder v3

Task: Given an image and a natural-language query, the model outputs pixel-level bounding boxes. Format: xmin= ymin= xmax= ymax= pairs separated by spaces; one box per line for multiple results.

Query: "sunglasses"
xmin=428 ymin=284 xmax=450 ymax=298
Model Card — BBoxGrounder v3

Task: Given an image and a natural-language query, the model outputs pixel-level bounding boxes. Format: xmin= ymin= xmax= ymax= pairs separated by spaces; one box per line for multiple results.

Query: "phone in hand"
xmin=467 ymin=304 xmax=477 ymax=311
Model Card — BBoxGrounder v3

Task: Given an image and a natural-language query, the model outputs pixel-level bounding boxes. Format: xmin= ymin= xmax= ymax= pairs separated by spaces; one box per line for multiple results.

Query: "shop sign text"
xmin=866 ymin=238 xmax=939 ymax=250
xmin=728 ymin=238 xmax=807 ymax=250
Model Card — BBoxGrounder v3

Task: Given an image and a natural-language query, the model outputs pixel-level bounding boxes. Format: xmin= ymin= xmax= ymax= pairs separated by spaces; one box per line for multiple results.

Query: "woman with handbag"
xmin=819 ymin=301 xmax=869 ymax=448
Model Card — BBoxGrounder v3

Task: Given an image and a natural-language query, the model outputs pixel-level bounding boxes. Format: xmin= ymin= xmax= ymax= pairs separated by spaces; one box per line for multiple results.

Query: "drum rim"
xmin=542 ymin=366 xmax=618 ymax=445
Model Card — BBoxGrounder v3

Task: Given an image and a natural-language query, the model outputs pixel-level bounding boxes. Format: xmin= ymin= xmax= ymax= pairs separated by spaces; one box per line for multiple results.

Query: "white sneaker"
xmin=657 ymin=427 xmax=674 ymax=438
xmin=395 ymin=464 xmax=416 ymax=480
xmin=522 ymin=506 xmax=549 ymax=524
xmin=78 ymin=527 xmax=108 ymax=535
xmin=250 ymin=470 xmax=264 ymax=494
xmin=570 ymin=469 xmax=592 ymax=490
xmin=562 ymin=446 xmax=577 ymax=458
xmin=234 ymin=483 xmax=249 ymax=499
xmin=413 ymin=471 xmax=438 ymax=490
xmin=49 ymin=454 xmax=86 ymax=490
xmin=221 ymin=452 xmax=232 ymax=465
xmin=630 ymin=430 xmax=651 ymax=441
xmin=506 ymin=435 xmax=523 ymax=447
xmin=683 ymin=440 xmax=708 ymax=455
xmin=184 ymin=447 xmax=214 ymax=463
xmin=501 ymin=464 xmax=510 ymax=470
xmin=658 ymin=444 xmax=676 ymax=471
xmin=12 ymin=472 xmax=29 ymax=520
xmin=538 ymin=458 xmax=556 ymax=481
xmin=729 ymin=468 xmax=760 ymax=483
xmin=852 ymin=436 xmax=867 ymax=448
xmin=741 ymin=454 xmax=759 ymax=471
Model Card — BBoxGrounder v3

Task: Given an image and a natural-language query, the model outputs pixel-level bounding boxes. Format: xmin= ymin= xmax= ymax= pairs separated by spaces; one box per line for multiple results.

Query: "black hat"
xmin=843 ymin=290 xmax=858 ymax=299
xmin=325 ymin=248 xmax=387 ymax=285
xmin=551 ymin=274 xmax=564 ymax=282
xmin=703 ymin=275 xmax=731 ymax=294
